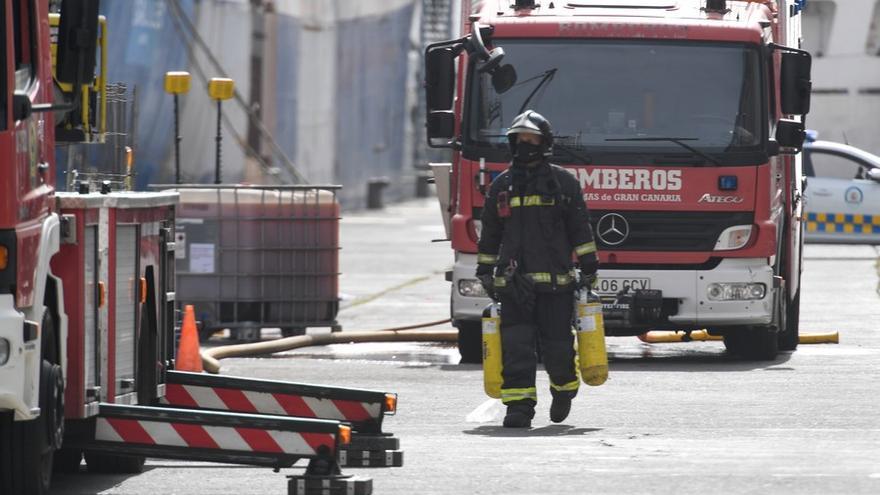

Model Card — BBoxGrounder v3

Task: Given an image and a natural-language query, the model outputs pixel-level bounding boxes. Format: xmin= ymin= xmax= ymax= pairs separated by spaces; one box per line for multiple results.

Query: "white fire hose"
xmin=201 ymin=319 xmax=456 ymax=373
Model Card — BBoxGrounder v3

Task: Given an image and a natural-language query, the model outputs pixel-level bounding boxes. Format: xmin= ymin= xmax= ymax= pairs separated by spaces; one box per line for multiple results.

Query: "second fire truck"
xmin=426 ymin=0 xmax=812 ymax=362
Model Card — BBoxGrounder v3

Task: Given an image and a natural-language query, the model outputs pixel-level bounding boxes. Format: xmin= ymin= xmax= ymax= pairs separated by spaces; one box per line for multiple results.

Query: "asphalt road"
xmin=52 ymin=198 xmax=880 ymax=495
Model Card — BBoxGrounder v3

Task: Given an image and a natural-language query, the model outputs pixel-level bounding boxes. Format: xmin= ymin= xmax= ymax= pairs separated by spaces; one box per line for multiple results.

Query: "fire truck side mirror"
xmin=55 ymin=0 xmax=100 ymax=86
xmin=491 ymin=64 xmax=517 ymax=94
xmin=775 ymin=118 xmax=806 ymax=152
xmin=12 ymin=91 xmax=32 ymax=122
xmin=426 ymin=47 xmax=455 ymax=111
xmin=425 ymin=46 xmax=457 ymax=143
xmin=780 ymin=51 xmax=812 ymax=116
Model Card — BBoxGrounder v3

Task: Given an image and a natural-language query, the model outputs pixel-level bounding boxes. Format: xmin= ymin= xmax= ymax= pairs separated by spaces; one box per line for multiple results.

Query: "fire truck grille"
xmin=588 ymin=211 xmax=755 ymax=252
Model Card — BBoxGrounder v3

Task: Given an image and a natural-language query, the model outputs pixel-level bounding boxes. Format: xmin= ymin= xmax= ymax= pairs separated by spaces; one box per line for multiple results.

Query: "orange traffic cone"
xmin=176 ymin=305 xmax=203 ymax=372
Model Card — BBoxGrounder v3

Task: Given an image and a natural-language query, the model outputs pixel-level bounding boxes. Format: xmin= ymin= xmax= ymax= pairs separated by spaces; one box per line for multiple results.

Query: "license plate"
xmin=596 ymin=277 xmax=651 ymax=296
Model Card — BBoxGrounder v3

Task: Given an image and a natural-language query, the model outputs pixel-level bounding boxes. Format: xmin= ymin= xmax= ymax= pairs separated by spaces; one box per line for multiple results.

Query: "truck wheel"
xmin=778 ymin=290 xmax=800 ymax=351
xmin=84 ymin=451 xmax=146 ymax=474
xmin=457 ymin=321 xmax=482 ymax=364
xmin=13 ymin=308 xmax=65 ymax=495
xmin=724 ymin=328 xmax=778 ymax=360
xmin=724 ymin=289 xmax=782 ymax=361
xmin=722 ymin=330 xmax=748 ymax=356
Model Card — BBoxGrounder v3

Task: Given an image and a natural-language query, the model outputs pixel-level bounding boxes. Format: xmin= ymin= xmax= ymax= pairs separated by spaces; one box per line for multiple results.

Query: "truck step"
xmin=342 ymin=434 xmax=399 ymax=451
xmin=161 ymin=371 xmax=393 ymax=434
xmin=288 ymin=474 xmax=373 ymax=495
xmin=338 ymin=449 xmax=404 ymax=468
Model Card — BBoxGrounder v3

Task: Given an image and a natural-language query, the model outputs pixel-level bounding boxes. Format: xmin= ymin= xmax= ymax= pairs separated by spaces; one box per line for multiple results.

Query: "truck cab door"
xmin=12 ymin=0 xmax=53 ymax=217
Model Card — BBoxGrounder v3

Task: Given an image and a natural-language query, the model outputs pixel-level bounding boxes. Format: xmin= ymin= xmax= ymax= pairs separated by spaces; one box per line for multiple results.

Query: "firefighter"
xmin=476 ymin=110 xmax=599 ymax=428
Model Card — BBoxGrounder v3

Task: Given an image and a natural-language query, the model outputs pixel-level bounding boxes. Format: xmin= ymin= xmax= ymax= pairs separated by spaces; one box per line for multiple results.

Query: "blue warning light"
xmin=718 ymin=175 xmax=738 ymax=191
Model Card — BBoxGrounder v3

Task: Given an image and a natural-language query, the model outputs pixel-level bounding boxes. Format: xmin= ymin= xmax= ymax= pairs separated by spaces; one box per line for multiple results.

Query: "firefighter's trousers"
xmin=499 ymin=291 xmax=579 ymax=407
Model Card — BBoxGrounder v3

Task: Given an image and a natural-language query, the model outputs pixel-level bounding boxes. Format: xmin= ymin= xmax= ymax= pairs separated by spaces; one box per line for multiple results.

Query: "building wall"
xmin=803 ymin=0 xmax=880 ymax=154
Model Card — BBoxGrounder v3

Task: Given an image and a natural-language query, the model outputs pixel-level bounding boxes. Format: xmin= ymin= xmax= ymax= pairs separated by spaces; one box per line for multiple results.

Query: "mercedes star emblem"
xmin=596 ymin=213 xmax=629 ymax=246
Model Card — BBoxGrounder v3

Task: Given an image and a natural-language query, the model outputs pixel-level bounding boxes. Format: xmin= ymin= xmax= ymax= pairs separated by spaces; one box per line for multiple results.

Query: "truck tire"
xmin=84 ymin=452 xmax=146 ymax=474
xmin=457 ymin=321 xmax=482 ymax=364
xmin=5 ymin=307 xmax=63 ymax=495
xmin=724 ymin=291 xmax=782 ymax=361
xmin=1 ymin=412 xmax=15 ymax=494
xmin=0 ymin=411 xmax=51 ymax=495
xmin=723 ymin=328 xmax=777 ymax=360
xmin=778 ymin=290 xmax=800 ymax=351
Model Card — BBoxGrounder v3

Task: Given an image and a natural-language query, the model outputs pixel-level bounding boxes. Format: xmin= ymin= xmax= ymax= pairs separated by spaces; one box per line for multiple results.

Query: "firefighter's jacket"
xmin=477 ymin=161 xmax=598 ymax=292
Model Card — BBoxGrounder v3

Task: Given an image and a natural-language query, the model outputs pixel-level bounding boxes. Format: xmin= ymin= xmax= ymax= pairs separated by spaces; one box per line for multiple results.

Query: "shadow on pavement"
xmin=463 ymin=424 xmax=602 ymax=437
xmin=609 ymin=346 xmax=794 ymax=372
xmin=51 ymin=467 xmax=157 ymax=495
xmin=444 ymin=349 xmax=795 ymax=373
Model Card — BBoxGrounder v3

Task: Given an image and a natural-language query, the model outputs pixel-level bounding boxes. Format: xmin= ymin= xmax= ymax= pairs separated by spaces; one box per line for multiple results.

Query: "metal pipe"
xmin=215 ymin=100 xmax=222 ymax=184
xmin=174 ymin=94 xmax=181 ymax=184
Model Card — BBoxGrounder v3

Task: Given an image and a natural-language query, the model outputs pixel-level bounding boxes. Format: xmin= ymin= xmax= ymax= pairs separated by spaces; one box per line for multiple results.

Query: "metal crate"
xmin=169 ymin=185 xmax=341 ymax=340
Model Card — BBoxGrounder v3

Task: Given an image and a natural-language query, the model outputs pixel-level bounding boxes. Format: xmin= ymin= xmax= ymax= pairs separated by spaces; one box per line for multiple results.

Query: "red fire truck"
xmin=1 ymin=2 xmax=399 ymax=494
xmin=426 ymin=0 xmax=812 ymax=363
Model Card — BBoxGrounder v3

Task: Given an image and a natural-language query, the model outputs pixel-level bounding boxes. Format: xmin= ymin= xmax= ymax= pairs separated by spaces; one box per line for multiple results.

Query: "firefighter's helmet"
xmin=506 ymin=110 xmax=554 ymax=157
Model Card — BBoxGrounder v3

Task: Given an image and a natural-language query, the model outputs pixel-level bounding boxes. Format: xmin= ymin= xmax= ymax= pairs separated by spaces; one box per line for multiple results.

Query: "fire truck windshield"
xmin=466 ymin=40 xmax=764 ymax=165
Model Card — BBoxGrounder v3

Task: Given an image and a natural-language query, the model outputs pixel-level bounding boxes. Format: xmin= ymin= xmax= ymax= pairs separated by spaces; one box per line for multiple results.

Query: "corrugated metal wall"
xmin=334 ymin=4 xmax=416 ymax=206
xmin=58 ymin=0 xmax=447 ymax=209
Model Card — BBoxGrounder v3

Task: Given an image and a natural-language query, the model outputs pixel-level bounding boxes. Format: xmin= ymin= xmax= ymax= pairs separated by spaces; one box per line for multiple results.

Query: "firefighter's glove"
xmin=477 ymin=274 xmax=497 ymax=301
xmin=579 ymin=272 xmax=598 ymax=290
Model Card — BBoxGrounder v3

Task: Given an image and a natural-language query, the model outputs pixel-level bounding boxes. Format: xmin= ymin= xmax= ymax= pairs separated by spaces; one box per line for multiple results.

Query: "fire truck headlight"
xmin=458 ymin=279 xmax=488 ymax=298
xmin=0 ymin=245 xmax=8 ymax=270
xmin=707 ymin=283 xmax=766 ymax=301
xmin=0 ymin=338 xmax=10 ymax=366
xmin=714 ymin=225 xmax=753 ymax=251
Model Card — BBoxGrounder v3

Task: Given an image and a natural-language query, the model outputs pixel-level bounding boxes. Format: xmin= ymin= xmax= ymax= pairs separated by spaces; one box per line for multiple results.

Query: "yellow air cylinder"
xmin=481 ymin=302 xmax=503 ymax=398
xmin=575 ymin=289 xmax=608 ymax=386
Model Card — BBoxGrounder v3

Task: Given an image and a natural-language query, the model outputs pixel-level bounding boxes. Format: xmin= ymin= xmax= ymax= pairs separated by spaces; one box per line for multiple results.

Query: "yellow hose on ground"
xmin=201 ymin=319 xmax=455 ymax=373
xmin=638 ymin=330 xmax=840 ymax=345
xmin=798 ymin=332 xmax=839 ymax=344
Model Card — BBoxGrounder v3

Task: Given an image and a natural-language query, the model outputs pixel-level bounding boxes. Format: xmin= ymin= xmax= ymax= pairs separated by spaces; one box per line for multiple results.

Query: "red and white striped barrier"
xmin=96 ymin=416 xmax=335 ymax=457
xmin=161 ymin=383 xmax=382 ymax=424
xmin=161 ymin=371 xmax=393 ymax=434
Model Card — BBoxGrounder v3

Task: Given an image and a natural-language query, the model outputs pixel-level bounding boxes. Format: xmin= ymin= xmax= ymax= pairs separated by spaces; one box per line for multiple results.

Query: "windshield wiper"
xmin=605 ymin=137 xmax=722 ymax=166
xmin=553 ymin=143 xmax=592 ymax=165
xmin=517 ymin=68 xmax=557 ymax=114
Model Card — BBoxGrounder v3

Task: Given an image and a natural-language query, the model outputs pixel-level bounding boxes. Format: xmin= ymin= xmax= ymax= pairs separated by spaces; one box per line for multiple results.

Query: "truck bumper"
xmin=449 ymin=255 xmax=773 ymax=328
xmin=0 ymin=294 xmax=40 ymax=420
xmin=450 ymin=254 xmax=490 ymax=323
xmin=607 ymin=257 xmax=774 ymax=328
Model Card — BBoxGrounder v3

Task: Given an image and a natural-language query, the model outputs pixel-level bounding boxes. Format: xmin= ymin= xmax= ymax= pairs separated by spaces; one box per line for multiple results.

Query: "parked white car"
xmin=803 ymin=135 xmax=880 ymax=243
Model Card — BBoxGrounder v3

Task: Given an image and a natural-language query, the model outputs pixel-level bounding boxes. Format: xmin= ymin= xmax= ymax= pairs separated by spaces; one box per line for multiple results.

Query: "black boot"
xmin=503 ymin=404 xmax=534 ymax=428
xmin=549 ymin=395 xmax=571 ymax=423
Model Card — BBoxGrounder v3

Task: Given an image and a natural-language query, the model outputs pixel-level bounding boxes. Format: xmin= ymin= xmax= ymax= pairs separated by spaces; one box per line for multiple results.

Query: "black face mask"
xmin=513 ymin=142 xmax=544 ymax=165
